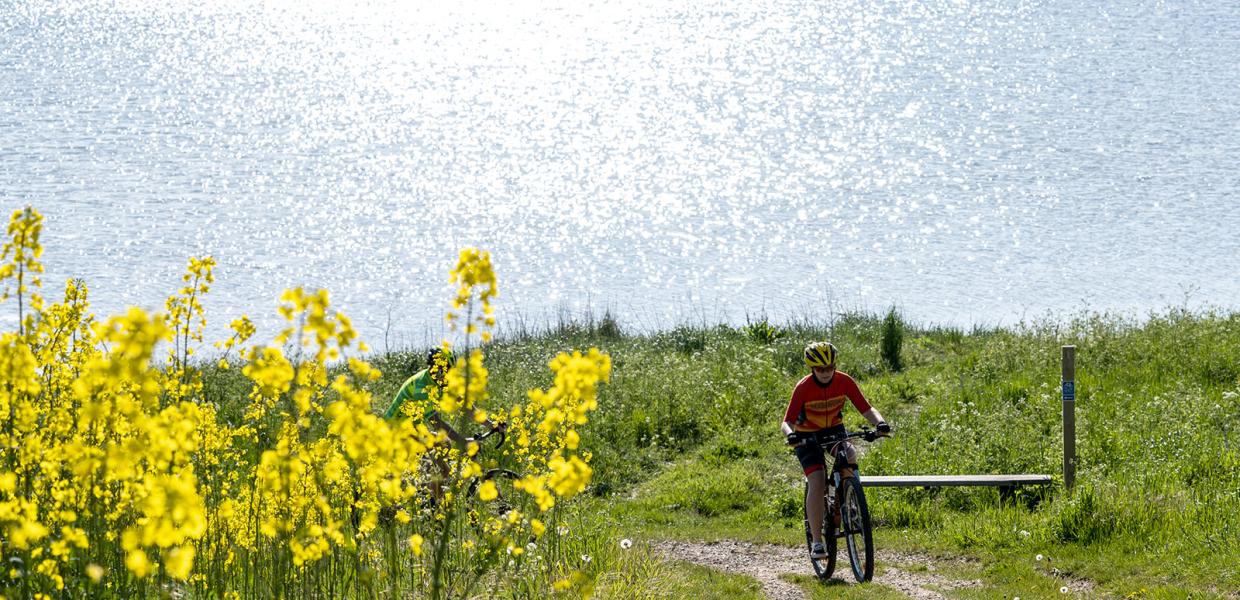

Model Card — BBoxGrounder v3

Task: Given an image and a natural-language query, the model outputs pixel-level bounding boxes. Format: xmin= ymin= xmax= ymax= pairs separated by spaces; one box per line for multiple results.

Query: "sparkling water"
xmin=3 ymin=0 xmax=1238 ymax=348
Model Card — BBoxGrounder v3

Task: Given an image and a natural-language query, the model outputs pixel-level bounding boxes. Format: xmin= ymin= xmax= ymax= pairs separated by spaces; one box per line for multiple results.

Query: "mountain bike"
xmin=791 ymin=429 xmax=884 ymax=582
xmin=378 ymin=425 xmax=518 ymax=528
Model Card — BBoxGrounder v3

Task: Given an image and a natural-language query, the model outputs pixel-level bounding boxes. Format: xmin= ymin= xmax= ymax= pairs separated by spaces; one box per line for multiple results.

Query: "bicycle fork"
xmin=827 ymin=473 xmax=842 ymax=529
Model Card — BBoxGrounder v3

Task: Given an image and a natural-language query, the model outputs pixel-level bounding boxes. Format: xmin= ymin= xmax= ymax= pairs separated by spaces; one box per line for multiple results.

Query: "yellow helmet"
xmin=803 ymin=341 xmax=838 ymax=368
xmin=427 ymin=348 xmax=456 ymax=381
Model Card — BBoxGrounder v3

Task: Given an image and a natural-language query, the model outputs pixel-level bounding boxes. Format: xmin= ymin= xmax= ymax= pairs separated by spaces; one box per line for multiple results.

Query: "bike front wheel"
xmin=839 ymin=476 xmax=874 ymax=582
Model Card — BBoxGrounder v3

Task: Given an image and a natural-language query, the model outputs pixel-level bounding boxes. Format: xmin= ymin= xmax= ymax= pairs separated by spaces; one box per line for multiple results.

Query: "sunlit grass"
xmin=499 ymin=304 xmax=1240 ymax=596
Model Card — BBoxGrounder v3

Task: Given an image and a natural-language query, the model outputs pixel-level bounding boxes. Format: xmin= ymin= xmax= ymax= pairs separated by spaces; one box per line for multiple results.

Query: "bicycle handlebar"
xmin=471 ymin=425 xmax=507 ymax=448
xmin=788 ymin=428 xmax=888 ymax=448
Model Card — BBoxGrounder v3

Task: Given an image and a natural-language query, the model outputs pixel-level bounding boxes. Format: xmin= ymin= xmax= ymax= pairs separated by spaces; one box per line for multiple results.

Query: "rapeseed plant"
xmin=0 ymin=207 xmax=608 ymax=598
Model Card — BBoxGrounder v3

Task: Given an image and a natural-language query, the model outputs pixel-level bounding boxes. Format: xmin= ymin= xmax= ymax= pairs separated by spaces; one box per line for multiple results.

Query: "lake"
xmin=3 ymin=0 xmax=1239 ymax=349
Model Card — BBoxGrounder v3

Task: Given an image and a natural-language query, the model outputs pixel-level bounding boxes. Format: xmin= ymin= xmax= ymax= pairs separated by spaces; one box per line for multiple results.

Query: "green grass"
xmin=595 ymin=557 xmax=765 ymax=599
xmin=481 ymin=307 xmax=1239 ymax=597
xmin=206 ymin=307 xmax=1240 ymax=596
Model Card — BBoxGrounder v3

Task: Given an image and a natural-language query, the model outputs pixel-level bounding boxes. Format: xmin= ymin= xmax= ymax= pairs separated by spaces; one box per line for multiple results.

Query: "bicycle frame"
xmin=465 ymin=426 xmax=522 ymax=515
xmin=794 ymin=429 xmax=880 ymax=583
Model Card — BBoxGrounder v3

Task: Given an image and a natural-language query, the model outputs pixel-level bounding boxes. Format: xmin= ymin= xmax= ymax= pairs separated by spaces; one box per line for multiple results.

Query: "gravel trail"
xmin=653 ymin=539 xmax=982 ymax=599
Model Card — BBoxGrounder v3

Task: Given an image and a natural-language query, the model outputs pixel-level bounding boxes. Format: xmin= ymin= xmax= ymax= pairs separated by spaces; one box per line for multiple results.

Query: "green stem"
xmin=15 ymin=256 xmax=24 ymax=338
xmin=431 ymin=301 xmax=477 ymax=599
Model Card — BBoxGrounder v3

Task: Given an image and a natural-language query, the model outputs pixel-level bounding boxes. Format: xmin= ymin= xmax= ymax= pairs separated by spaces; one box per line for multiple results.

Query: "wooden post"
xmin=1062 ymin=345 xmax=1076 ymax=491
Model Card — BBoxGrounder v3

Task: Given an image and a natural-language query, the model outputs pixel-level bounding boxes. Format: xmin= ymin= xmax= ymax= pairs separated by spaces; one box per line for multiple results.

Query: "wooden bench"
xmin=862 ymin=474 xmax=1054 ymax=502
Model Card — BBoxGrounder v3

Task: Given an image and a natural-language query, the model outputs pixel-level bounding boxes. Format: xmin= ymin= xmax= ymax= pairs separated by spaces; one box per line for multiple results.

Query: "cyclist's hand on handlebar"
xmin=785 ymin=432 xmax=800 ymax=447
xmin=877 ymin=421 xmax=892 ymax=436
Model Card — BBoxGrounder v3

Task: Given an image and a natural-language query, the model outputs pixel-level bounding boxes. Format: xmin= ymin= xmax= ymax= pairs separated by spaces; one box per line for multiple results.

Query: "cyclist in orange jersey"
xmin=781 ymin=341 xmax=891 ymax=559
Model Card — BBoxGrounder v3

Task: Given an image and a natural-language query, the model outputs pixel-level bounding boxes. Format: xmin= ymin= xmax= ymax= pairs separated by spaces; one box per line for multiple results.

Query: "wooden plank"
xmin=862 ymin=475 xmax=1053 ymax=488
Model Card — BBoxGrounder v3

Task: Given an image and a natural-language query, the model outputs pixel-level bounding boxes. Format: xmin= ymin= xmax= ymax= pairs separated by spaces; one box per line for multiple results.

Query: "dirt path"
xmin=652 ymin=539 xmax=982 ymax=600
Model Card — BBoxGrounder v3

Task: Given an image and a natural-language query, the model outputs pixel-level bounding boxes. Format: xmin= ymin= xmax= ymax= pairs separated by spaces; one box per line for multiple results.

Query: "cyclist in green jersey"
xmin=384 ymin=348 xmax=468 ymax=444
xmin=386 ymin=347 xmax=507 ymax=446
xmin=385 ymin=347 xmax=505 ymax=502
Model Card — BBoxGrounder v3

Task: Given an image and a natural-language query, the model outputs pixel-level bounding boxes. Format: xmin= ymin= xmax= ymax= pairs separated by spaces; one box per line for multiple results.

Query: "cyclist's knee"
xmin=844 ymin=442 xmax=859 ymax=464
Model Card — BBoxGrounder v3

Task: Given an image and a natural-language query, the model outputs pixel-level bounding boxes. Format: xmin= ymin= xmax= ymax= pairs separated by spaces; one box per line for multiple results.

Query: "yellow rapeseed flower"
xmin=548 ymin=454 xmax=592 ymax=498
xmin=8 ymin=518 xmax=49 ymax=549
xmin=165 ymin=545 xmax=195 ymax=580
xmin=478 ymin=480 xmax=498 ymax=502
xmin=125 ymin=549 xmax=151 ymax=578
xmin=0 ymin=206 xmax=46 ymax=320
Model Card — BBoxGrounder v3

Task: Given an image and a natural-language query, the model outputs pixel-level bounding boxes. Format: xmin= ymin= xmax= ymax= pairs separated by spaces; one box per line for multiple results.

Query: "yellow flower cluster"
xmin=236 ymin=286 xmax=434 ymax=569
xmin=0 ymin=207 xmax=44 ymax=333
xmin=495 ymin=349 xmax=611 ymax=514
xmin=163 ymin=256 xmax=216 ymax=403
xmin=439 ymin=249 xmax=498 ymax=422
xmin=446 ymin=248 xmax=498 ymax=342
xmin=0 ymin=232 xmax=219 ymax=594
xmin=0 ymin=211 xmax=609 ymax=598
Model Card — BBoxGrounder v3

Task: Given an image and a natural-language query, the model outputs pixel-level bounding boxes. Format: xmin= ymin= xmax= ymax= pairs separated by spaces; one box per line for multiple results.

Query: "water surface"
xmin=3 ymin=0 xmax=1238 ymax=347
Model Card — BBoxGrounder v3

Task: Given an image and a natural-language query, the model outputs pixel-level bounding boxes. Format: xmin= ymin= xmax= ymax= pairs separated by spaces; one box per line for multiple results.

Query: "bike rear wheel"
xmin=804 ymin=482 xmax=837 ymax=579
xmin=839 ymin=476 xmax=874 ymax=582
xmin=467 ymin=469 xmax=522 ymax=532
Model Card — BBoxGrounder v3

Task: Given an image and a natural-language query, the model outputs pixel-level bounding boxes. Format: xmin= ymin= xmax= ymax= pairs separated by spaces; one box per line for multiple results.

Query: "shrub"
xmin=667 ymin=325 xmax=708 ymax=354
xmin=598 ymin=310 xmax=623 ymax=339
xmin=743 ymin=317 xmax=785 ymax=345
xmin=881 ymin=306 xmax=905 ymax=372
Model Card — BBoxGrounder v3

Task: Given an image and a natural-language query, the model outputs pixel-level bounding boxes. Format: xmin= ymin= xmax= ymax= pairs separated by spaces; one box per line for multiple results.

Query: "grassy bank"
xmin=354 ymin=307 xmax=1238 ymax=598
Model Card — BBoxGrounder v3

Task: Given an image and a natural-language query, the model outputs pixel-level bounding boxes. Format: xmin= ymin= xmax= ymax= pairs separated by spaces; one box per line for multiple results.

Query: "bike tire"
xmin=804 ymin=481 xmax=836 ymax=579
xmin=839 ymin=476 xmax=874 ymax=582
xmin=465 ymin=468 xmax=523 ymax=535
xmin=476 ymin=469 xmax=521 ymax=512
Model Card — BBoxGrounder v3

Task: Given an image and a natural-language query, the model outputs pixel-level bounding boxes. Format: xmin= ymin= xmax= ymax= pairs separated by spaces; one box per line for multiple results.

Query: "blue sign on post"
xmin=1062 ymin=380 xmax=1075 ymax=401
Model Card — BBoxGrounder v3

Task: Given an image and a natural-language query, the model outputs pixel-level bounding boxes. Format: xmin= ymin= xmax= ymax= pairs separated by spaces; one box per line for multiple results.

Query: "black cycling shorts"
xmin=795 ymin=440 xmax=827 ymax=475
xmin=792 ymin=426 xmax=849 ymax=475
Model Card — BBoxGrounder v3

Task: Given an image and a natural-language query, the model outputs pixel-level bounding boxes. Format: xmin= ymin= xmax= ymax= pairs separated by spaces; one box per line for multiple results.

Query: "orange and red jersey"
xmin=782 ymin=371 xmax=872 ymax=433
